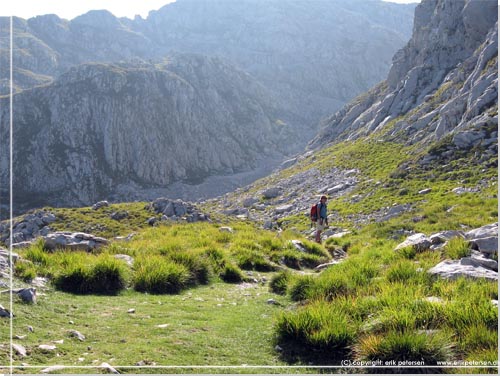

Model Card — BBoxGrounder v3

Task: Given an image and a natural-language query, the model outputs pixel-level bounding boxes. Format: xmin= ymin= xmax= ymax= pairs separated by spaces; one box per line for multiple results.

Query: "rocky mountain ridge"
xmin=309 ymin=0 xmax=497 ymax=150
xmin=0 ymin=54 xmax=299 ymax=212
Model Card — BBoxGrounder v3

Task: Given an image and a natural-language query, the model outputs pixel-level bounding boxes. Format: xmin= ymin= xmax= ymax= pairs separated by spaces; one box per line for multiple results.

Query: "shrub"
xmin=289 ymin=275 xmax=315 ymax=301
xmin=204 ymin=247 xmax=226 ymax=272
xmin=169 ymin=252 xmax=211 ymax=285
xmin=444 ymin=300 xmax=498 ymax=332
xmin=220 ymin=264 xmax=244 ymax=283
xmin=458 ymin=323 xmax=498 ymax=352
xmin=274 ymin=300 xmax=357 ymax=363
xmin=399 ymin=246 xmax=417 ymax=260
xmin=14 ymin=260 xmax=37 ymax=282
xmin=54 ymin=254 xmax=128 ymax=295
xmin=235 ymin=249 xmax=275 ymax=272
xmin=279 ymin=250 xmax=301 ymax=269
xmin=24 ymin=242 xmax=50 ymax=266
xmin=354 ymin=330 xmax=454 ymax=372
xmin=386 ymin=260 xmax=419 ymax=283
xmin=133 ymin=256 xmax=189 ymax=294
xmin=269 ymin=270 xmax=291 ymax=295
xmin=300 ymin=240 xmax=330 ymax=258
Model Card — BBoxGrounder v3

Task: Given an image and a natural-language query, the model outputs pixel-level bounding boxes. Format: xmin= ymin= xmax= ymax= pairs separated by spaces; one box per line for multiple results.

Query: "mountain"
xmin=0 ymin=0 xmax=416 ymax=213
xmin=309 ymin=0 xmax=497 ymax=150
xmin=212 ymin=0 xmax=497 ymax=232
xmin=0 ymin=54 xmax=297 ymax=211
xmin=1 ymin=0 xmax=415 ymax=128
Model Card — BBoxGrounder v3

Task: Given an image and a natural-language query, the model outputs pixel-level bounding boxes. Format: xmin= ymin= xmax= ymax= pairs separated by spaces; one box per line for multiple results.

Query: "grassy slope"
xmin=0 ymin=121 xmax=497 ymax=373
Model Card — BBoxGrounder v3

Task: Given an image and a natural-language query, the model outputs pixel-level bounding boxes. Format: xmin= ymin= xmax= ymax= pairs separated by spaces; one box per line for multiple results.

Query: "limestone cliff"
xmin=0 ymin=55 xmax=293 ymax=210
xmin=309 ymin=0 xmax=497 ymax=150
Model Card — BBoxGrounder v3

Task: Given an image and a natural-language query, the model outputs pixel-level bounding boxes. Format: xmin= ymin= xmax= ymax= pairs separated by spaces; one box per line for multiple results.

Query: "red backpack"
xmin=310 ymin=204 xmax=318 ymax=222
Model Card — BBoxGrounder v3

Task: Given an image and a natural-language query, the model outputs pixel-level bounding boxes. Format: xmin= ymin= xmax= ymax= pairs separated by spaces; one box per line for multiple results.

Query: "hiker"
xmin=311 ymin=195 xmax=328 ymax=244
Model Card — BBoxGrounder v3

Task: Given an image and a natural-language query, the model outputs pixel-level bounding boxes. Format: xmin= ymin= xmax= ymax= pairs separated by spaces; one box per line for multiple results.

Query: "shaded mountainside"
xmin=0 ymin=0 xmax=415 ymax=126
xmin=0 ymin=55 xmax=297 ymax=212
xmin=309 ymin=0 xmax=497 ymax=149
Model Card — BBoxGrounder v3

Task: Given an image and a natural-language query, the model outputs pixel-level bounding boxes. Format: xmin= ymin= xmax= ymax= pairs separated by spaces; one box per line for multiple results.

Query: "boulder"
xmin=465 ymin=223 xmax=498 ymax=240
xmin=395 ymin=233 xmax=432 ymax=253
xmin=92 ymin=201 xmax=109 ymax=210
xmin=275 ymin=204 xmax=294 ymax=214
xmin=460 ymin=251 xmax=497 ymax=271
xmin=114 ymin=254 xmax=134 ymax=267
xmin=43 ymin=232 xmax=108 ymax=251
xmin=0 ymin=249 xmax=18 ymax=265
xmin=428 ymin=260 xmax=498 ymax=281
xmin=150 ymin=197 xmax=208 ymax=222
xmin=17 ymin=288 xmax=37 ymax=304
xmin=110 ymin=211 xmax=129 ymax=221
xmin=469 ymin=236 xmax=498 ymax=255
xmin=429 ymin=230 xmax=465 ymax=245
xmin=242 ymin=197 xmax=258 ymax=207
xmin=262 ymin=188 xmax=282 ymax=199
xmin=12 ymin=343 xmax=26 ymax=357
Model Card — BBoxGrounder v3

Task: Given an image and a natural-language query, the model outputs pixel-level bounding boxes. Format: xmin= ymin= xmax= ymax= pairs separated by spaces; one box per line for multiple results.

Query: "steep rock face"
xmin=0 ymin=55 xmax=292 ymax=209
xmin=309 ymin=0 xmax=497 ymax=148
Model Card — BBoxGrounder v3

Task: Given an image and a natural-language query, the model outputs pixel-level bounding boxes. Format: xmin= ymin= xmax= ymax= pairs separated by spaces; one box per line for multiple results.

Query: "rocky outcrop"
xmin=393 ymin=223 xmax=498 ymax=281
xmin=41 ymin=232 xmax=108 ymax=251
xmin=0 ymin=55 xmax=295 ymax=210
xmin=309 ymin=0 xmax=497 ymax=152
xmin=149 ymin=197 xmax=209 ymax=223
xmin=0 ymin=210 xmax=56 ymax=246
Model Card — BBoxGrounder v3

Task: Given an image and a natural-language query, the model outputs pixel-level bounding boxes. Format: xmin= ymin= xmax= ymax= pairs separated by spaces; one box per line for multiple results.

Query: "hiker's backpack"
xmin=310 ymin=203 xmax=318 ymax=222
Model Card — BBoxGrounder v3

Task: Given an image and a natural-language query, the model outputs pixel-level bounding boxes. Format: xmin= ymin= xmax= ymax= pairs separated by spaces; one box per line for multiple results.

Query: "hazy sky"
xmin=2 ymin=0 xmax=421 ymax=20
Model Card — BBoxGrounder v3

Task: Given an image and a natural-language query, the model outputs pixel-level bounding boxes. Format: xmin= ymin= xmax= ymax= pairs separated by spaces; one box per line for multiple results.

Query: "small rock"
xmin=110 ymin=211 xmax=129 ymax=221
xmin=290 ymin=240 xmax=307 ymax=253
xmin=0 ymin=304 xmax=13 ymax=318
xmin=127 ymin=308 xmax=135 ymax=314
xmin=100 ymin=362 xmax=120 ymax=374
xmin=17 ymin=288 xmax=37 ymax=304
xmin=219 ymin=227 xmax=234 ymax=233
xmin=395 ymin=233 xmax=432 ymax=253
xmin=262 ymin=187 xmax=282 ymax=199
xmin=27 ymin=326 xmax=34 ymax=332
xmin=41 ymin=365 xmax=66 ymax=374
xmin=68 ymin=330 xmax=86 ymax=341
xmin=267 ymin=299 xmax=280 ymax=305
xmin=418 ymin=188 xmax=432 ymax=194
xmin=92 ymin=201 xmax=109 ymax=210
xmin=39 ymin=344 xmax=57 ymax=351
xmin=12 ymin=343 xmax=26 ymax=357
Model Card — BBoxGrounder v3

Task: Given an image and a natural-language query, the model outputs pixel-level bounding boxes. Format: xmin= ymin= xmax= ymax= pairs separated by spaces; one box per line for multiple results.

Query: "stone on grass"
xmin=428 ymin=260 xmax=498 ymax=281
xmin=12 ymin=343 xmax=26 ymax=357
xmin=395 ymin=233 xmax=432 ymax=253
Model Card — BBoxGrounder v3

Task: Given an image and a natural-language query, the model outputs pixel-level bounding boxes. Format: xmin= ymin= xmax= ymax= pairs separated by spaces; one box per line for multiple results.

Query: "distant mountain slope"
xmin=0 ymin=54 xmax=296 ymax=211
xmin=0 ymin=0 xmax=415 ymax=128
xmin=309 ymin=0 xmax=497 ymax=149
